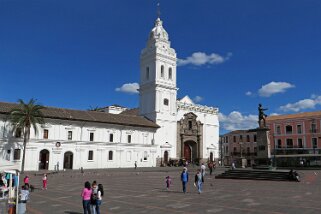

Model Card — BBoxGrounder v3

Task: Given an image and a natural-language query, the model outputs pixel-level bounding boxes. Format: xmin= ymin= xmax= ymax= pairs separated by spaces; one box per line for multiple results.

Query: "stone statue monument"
xmin=252 ymin=103 xmax=271 ymax=166
xmin=258 ymin=103 xmax=268 ymax=128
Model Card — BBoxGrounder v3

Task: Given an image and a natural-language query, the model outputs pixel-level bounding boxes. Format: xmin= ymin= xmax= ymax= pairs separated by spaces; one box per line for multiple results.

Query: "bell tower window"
xmin=168 ymin=67 xmax=172 ymax=80
xmin=146 ymin=67 xmax=149 ymax=80
xmin=161 ymin=65 xmax=164 ymax=78
xmin=163 ymin=98 xmax=169 ymax=106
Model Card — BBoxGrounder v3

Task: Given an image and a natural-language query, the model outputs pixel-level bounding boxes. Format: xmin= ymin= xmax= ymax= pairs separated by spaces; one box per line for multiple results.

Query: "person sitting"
xmin=289 ymin=169 xmax=300 ymax=182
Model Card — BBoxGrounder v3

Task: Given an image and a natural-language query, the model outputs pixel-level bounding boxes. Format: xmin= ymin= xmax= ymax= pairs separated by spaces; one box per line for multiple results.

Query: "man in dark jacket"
xmin=181 ymin=167 xmax=189 ymax=193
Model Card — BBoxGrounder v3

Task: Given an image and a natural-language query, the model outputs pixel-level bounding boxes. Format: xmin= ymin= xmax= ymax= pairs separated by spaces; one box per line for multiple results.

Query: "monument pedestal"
xmin=252 ymin=128 xmax=271 ymax=166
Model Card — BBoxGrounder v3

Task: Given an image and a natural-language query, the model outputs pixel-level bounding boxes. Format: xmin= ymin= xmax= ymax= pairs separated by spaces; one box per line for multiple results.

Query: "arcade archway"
xmin=39 ymin=149 xmax=50 ymax=170
xmin=64 ymin=151 xmax=73 ymax=169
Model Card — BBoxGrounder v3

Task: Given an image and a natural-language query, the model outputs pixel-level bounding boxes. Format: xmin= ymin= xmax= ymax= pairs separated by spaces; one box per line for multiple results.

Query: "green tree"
xmin=10 ymin=99 xmax=45 ymax=173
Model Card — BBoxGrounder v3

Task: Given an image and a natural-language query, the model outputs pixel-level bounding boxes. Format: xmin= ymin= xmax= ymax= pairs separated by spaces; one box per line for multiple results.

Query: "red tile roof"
xmin=0 ymin=101 xmax=159 ymax=129
xmin=267 ymin=111 xmax=321 ymax=121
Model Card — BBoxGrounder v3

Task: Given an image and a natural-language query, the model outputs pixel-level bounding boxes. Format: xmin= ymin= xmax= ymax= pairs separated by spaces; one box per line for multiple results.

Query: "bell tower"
xmin=139 ymin=16 xmax=178 ymax=160
xmin=139 ymin=17 xmax=177 ymax=121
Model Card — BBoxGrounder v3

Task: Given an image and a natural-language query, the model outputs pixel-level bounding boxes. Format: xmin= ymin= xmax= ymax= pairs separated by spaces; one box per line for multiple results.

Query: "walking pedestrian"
xmin=180 ymin=167 xmax=189 ymax=193
xmin=165 ymin=176 xmax=171 ymax=191
xmin=95 ymin=184 xmax=104 ymax=214
xmin=208 ymin=162 xmax=213 ymax=176
xmin=135 ymin=161 xmax=137 ymax=170
xmin=194 ymin=169 xmax=204 ymax=194
xmin=81 ymin=181 xmax=92 ymax=214
xmin=42 ymin=174 xmax=47 ymax=190
xmin=23 ymin=176 xmax=29 ymax=189
xmin=201 ymin=163 xmax=206 ymax=177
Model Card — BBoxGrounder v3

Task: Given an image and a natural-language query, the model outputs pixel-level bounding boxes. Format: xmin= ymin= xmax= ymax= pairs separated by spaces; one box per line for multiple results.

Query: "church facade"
xmin=0 ymin=17 xmax=219 ymax=171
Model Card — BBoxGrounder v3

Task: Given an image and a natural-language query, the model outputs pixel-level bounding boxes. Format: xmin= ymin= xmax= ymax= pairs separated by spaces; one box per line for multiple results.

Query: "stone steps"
xmin=215 ymin=169 xmax=293 ymax=181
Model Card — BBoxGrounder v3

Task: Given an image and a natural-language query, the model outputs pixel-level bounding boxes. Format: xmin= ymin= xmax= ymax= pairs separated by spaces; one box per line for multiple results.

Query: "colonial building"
xmin=267 ymin=111 xmax=321 ymax=167
xmin=0 ymin=16 xmax=219 ymax=171
xmin=220 ymin=111 xmax=321 ymax=167
xmin=220 ymin=130 xmax=257 ymax=167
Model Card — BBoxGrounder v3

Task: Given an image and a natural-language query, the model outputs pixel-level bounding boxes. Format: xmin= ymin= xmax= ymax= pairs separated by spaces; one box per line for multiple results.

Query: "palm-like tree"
xmin=10 ymin=99 xmax=45 ymax=173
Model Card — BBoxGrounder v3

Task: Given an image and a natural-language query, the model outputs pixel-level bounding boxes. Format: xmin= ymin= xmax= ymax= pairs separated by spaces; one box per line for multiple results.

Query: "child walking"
xmin=42 ymin=174 xmax=47 ymax=190
xmin=165 ymin=176 xmax=171 ymax=191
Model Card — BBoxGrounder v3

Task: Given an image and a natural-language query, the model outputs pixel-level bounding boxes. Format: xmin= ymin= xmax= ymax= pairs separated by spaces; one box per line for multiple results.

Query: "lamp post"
xmin=240 ymin=142 xmax=243 ymax=167
xmin=273 ymin=134 xmax=276 ymax=168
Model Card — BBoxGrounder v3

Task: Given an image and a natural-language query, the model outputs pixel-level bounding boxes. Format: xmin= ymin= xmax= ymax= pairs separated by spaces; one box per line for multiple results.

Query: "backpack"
xmin=91 ymin=193 xmax=98 ymax=204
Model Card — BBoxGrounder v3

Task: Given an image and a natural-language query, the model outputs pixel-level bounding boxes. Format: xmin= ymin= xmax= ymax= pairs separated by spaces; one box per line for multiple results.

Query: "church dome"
xmin=149 ymin=18 xmax=169 ymax=41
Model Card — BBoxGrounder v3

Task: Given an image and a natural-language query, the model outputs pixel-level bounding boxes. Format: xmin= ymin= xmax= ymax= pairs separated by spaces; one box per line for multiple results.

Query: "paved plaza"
xmin=21 ymin=167 xmax=321 ymax=214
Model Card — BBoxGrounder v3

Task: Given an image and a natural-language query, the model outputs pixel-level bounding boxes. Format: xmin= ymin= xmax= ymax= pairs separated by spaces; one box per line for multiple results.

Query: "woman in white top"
xmin=95 ymin=184 xmax=104 ymax=214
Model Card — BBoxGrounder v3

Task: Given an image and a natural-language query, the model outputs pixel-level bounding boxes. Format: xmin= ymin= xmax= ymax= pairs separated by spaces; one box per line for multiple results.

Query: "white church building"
xmin=0 ymin=17 xmax=219 ymax=171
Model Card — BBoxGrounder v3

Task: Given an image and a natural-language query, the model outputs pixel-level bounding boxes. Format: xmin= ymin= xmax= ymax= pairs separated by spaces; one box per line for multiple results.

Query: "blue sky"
xmin=1 ymin=0 xmax=321 ymax=133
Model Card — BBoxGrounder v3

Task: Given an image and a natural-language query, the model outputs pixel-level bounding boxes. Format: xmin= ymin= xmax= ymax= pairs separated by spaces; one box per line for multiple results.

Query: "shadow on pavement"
xmin=64 ymin=212 xmax=82 ymax=214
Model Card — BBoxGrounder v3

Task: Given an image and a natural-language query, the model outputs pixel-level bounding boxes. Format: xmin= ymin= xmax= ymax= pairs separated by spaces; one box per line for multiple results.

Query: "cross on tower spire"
xmin=157 ymin=2 xmax=161 ymax=18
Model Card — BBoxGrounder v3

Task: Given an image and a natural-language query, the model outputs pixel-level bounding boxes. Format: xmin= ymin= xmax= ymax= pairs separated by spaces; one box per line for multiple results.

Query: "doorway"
xmin=210 ymin=152 xmax=213 ymax=162
xmin=64 ymin=151 xmax=73 ymax=169
xmin=39 ymin=149 xmax=50 ymax=170
xmin=163 ymin=151 xmax=169 ymax=165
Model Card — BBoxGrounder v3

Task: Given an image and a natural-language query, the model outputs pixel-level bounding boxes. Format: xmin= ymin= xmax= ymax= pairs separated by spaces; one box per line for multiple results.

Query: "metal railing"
xmin=273 ymin=148 xmax=321 ymax=155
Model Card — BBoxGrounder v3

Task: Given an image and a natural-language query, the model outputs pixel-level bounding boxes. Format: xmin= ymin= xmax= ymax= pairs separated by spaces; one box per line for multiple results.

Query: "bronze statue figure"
xmin=258 ymin=103 xmax=268 ymax=128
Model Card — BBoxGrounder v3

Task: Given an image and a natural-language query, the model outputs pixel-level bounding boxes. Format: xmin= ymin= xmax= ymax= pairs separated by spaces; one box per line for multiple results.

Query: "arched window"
xmin=146 ymin=67 xmax=149 ymax=80
xmin=161 ymin=65 xmax=164 ymax=78
xmin=188 ymin=121 xmax=192 ymax=130
xmin=108 ymin=151 xmax=113 ymax=160
xmin=163 ymin=98 xmax=169 ymax=106
xmin=144 ymin=151 xmax=148 ymax=161
xmin=168 ymin=67 xmax=172 ymax=80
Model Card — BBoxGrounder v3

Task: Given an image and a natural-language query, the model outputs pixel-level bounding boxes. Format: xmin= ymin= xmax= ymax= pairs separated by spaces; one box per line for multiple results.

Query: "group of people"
xmin=81 ymin=180 xmax=104 ymax=214
xmin=23 ymin=174 xmax=47 ymax=191
xmin=181 ymin=163 xmax=207 ymax=194
xmin=165 ymin=163 xmax=210 ymax=194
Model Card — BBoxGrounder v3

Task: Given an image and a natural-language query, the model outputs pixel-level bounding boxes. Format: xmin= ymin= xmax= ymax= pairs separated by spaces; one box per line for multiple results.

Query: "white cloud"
xmin=219 ymin=111 xmax=258 ymax=131
xmin=245 ymin=91 xmax=252 ymax=96
xmin=280 ymin=95 xmax=321 ymax=112
xmin=193 ymin=96 xmax=203 ymax=103
xmin=258 ymin=81 xmax=295 ymax=97
xmin=177 ymin=52 xmax=232 ymax=66
xmin=115 ymin=82 xmax=139 ymax=94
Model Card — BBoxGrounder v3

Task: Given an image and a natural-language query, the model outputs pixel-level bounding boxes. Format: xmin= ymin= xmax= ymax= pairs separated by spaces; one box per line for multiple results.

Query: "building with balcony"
xmin=267 ymin=111 xmax=321 ymax=167
xmin=220 ymin=130 xmax=257 ymax=167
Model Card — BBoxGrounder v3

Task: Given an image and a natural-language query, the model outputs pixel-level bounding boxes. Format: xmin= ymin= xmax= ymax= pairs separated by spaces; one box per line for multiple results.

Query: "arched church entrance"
xmin=184 ymin=141 xmax=197 ymax=162
xmin=39 ymin=149 xmax=50 ymax=170
xmin=64 ymin=151 xmax=73 ymax=169
xmin=178 ymin=112 xmax=203 ymax=163
xmin=163 ymin=151 xmax=169 ymax=165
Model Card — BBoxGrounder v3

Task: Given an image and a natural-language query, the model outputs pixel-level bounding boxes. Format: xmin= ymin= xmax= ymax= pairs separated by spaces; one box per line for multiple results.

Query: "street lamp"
xmin=239 ymin=142 xmax=243 ymax=167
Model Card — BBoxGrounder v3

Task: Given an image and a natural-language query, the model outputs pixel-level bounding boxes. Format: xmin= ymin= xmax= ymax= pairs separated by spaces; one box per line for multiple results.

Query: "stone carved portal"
xmin=177 ymin=112 xmax=203 ymax=162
